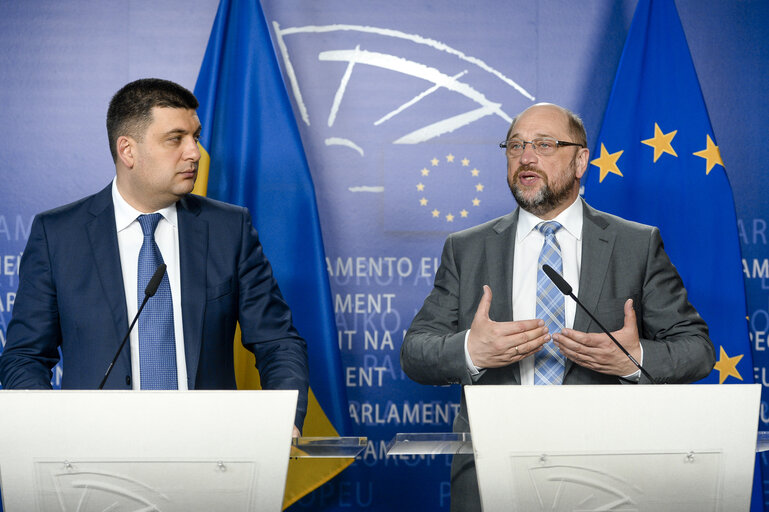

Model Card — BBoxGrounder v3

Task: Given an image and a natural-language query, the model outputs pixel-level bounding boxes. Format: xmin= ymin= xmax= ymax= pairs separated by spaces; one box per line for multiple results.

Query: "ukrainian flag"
xmin=192 ymin=0 xmax=351 ymax=507
xmin=583 ymin=0 xmax=762 ymax=507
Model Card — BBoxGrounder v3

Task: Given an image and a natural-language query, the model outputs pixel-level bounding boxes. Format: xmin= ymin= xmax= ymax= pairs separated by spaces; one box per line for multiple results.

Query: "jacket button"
xmin=125 ymin=375 xmax=131 ymax=386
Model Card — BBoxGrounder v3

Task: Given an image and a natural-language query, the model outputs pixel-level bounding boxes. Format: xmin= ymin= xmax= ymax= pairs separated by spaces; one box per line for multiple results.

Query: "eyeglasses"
xmin=499 ymin=137 xmax=584 ymax=157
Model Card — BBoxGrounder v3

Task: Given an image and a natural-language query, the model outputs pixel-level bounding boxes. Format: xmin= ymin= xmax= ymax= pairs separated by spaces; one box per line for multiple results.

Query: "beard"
xmin=508 ymin=157 xmax=578 ymax=217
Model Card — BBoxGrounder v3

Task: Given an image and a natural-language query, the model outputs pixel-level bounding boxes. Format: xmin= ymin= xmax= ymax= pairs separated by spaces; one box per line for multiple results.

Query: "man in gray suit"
xmin=400 ymin=103 xmax=716 ymax=511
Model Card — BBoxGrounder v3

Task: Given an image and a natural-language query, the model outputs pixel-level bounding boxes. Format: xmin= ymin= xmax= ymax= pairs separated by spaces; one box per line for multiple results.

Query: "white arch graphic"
xmin=272 ymin=22 xmax=535 ymax=143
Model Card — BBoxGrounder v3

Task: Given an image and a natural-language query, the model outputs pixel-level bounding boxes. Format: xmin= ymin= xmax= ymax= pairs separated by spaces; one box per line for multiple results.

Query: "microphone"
xmin=542 ymin=264 xmax=655 ymax=383
xmin=98 ymin=264 xmax=167 ymax=389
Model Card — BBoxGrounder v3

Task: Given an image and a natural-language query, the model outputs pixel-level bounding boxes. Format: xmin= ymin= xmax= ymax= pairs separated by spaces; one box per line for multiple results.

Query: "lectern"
xmin=471 ymin=385 xmax=761 ymax=511
xmin=388 ymin=384 xmax=761 ymax=511
xmin=0 ymin=390 xmax=297 ymax=511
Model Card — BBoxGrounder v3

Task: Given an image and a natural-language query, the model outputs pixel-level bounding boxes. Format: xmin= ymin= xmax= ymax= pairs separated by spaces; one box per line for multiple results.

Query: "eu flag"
xmin=583 ymin=0 xmax=762 ymax=508
xmin=192 ymin=0 xmax=351 ymax=507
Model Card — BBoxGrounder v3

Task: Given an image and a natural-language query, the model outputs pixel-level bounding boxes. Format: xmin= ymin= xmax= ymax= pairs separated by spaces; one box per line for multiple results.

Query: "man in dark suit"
xmin=401 ymin=103 xmax=715 ymax=510
xmin=0 ymin=78 xmax=309 ymax=432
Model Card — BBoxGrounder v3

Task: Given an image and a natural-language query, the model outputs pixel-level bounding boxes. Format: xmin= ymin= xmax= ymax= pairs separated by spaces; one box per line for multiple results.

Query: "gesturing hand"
xmin=553 ymin=298 xmax=641 ymax=376
xmin=467 ymin=285 xmax=549 ymax=369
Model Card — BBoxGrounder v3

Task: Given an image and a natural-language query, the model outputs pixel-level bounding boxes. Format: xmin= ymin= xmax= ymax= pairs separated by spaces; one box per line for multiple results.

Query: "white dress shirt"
xmin=512 ymin=199 xmax=582 ymax=385
xmin=112 ymin=179 xmax=188 ymax=390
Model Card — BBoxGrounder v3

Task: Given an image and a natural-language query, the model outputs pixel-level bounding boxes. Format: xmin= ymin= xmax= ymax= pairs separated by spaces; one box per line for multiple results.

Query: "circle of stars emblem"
xmin=416 ymin=153 xmax=483 ymax=223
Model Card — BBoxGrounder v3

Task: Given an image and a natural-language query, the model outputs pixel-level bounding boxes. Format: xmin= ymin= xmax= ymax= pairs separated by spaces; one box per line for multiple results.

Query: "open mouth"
xmin=516 ymin=169 xmax=545 ymax=186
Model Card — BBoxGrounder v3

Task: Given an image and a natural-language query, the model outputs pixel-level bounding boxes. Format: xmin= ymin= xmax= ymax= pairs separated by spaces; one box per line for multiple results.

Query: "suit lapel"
xmin=86 ymin=186 xmax=129 ymax=359
xmin=574 ymin=200 xmax=615 ymax=332
xmin=176 ymin=195 xmax=208 ymax=389
xmin=487 ymin=210 xmax=520 ymax=384
xmin=563 ymin=201 xmax=613 ymax=378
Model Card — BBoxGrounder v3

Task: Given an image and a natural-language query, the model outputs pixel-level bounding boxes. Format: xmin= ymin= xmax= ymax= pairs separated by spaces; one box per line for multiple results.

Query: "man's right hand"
xmin=467 ymin=285 xmax=549 ymax=368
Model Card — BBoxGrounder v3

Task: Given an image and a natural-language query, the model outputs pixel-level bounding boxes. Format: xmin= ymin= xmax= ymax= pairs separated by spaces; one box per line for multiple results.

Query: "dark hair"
xmin=506 ymin=103 xmax=587 ymax=148
xmin=106 ymin=78 xmax=199 ymax=162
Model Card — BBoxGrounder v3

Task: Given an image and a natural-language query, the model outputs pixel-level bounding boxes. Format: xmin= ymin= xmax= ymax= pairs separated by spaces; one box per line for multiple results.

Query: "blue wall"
xmin=1 ymin=1 xmax=767 ymax=510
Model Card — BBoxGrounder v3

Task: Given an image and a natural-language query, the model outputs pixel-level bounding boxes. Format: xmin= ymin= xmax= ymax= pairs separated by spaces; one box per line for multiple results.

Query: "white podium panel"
xmin=465 ymin=384 xmax=760 ymax=512
xmin=0 ymin=390 xmax=297 ymax=512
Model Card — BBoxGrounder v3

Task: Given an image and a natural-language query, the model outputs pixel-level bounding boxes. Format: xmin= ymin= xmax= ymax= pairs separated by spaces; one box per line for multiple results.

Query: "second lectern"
xmin=0 ymin=390 xmax=298 ymax=511
xmin=465 ymin=384 xmax=760 ymax=511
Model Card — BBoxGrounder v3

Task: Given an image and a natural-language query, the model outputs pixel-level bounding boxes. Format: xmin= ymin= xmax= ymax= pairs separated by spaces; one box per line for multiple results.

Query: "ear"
xmin=116 ymin=135 xmax=136 ymax=168
xmin=574 ymin=147 xmax=589 ymax=179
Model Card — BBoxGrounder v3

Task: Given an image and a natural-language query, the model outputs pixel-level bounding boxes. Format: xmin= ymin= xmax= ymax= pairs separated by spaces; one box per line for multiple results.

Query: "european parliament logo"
xmin=270 ymin=21 xmax=535 ymax=231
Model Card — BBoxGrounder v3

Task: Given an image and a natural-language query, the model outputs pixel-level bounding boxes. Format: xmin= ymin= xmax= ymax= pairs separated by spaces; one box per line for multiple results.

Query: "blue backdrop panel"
xmin=0 ymin=1 xmax=767 ymax=510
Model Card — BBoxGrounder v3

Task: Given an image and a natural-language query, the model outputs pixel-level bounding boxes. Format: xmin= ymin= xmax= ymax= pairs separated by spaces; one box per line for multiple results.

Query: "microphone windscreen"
xmin=145 ymin=263 xmax=166 ymax=297
xmin=542 ymin=264 xmax=572 ymax=295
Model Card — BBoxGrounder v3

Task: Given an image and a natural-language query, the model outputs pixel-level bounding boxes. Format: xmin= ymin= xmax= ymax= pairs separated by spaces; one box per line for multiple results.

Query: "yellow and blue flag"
xmin=192 ymin=0 xmax=351 ymax=508
xmin=584 ymin=0 xmax=761 ymax=507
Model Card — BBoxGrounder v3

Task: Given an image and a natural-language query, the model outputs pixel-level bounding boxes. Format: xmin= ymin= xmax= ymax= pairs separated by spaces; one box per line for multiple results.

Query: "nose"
xmin=185 ymin=138 xmax=201 ymax=162
xmin=518 ymin=142 xmax=538 ymax=165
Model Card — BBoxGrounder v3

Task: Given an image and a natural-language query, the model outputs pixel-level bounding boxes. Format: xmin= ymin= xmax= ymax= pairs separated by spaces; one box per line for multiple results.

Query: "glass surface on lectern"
xmin=290 ymin=436 xmax=367 ymax=458
xmin=387 ymin=431 xmax=769 ymax=455
xmin=756 ymin=431 xmax=769 ymax=452
xmin=385 ymin=433 xmax=473 ymax=455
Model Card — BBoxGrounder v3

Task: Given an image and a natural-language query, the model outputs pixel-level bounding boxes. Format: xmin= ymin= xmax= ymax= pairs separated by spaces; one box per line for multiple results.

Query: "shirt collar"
xmin=516 ymin=195 xmax=584 ymax=242
xmin=111 ymin=178 xmax=178 ymax=232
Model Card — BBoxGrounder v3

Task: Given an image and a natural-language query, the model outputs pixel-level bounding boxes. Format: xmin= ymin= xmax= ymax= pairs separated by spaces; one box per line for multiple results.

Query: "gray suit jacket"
xmin=400 ymin=199 xmax=715 ymax=511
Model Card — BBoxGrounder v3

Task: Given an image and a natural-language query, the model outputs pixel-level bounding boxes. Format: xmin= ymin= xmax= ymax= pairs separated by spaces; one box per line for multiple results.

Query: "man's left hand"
xmin=552 ymin=298 xmax=641 ymax=376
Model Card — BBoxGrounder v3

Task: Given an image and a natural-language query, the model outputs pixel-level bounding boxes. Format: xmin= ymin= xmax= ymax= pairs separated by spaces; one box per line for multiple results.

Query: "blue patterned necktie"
xmin=137 ymin=213 xmax=178 ymax=390
xmin=534 ymin=221 xmax=566 ymax=385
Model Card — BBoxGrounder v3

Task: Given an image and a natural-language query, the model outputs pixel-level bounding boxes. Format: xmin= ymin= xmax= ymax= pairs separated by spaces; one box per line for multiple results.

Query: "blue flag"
xmin=193 ymin=0 xmax=351 ymax=506
xmin=583 ymin=0 xmax=762 ymax=508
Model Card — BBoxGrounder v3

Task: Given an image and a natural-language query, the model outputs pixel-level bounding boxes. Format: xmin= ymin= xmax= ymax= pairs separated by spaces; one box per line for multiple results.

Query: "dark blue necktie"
xmin=534 ymin=221 xmax=566 ymax=385
xmin=137 ymin=213 xmax=178 ymax=389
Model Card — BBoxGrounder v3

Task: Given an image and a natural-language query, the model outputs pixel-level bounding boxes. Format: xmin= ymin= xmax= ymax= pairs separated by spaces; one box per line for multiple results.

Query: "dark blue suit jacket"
xmin=0 ymin=184 xmax=309 ymax=427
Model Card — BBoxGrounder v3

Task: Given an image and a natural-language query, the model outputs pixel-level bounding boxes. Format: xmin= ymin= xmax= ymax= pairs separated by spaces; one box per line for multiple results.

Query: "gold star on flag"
xmin=446 ymin=213 xmax=454 ymax=222
xmin=416 ymin=183 xmax=425 ymax=191
xmin=461 ymin=158 xmax=469 ymax=166
xmin=419 ymin=197 xmax=428 ymax=206
xmin=713 ymin=345 xmax=743 ymax=384
xmin=471 ymin=168 xmax=479 ymax=176
xmin=460 ymin=209 xmax=468 ymax=218
xmin=590 ymin=143 xmax=624 ymax=183
xmin=641 ymin=123 xmax=678 ymax=162
xmin=431 ymin=209 xmax=440 ymax=217
xmin=475 ymin=183 xmax=484 ymax=192
xmin=472 ymin=198 xmax=480 ymax=206
xmin=431 ymin=158 xmax=439 ymax=166
xmin=446 ymin=154 xmax=455 ymax=163
xmin=693 ymin=134 xmax=724 ymax=175
xmin=421 ymin=168 xmax=430 ymax=176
